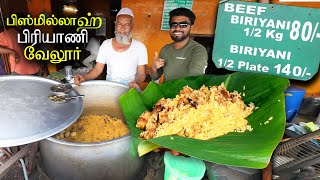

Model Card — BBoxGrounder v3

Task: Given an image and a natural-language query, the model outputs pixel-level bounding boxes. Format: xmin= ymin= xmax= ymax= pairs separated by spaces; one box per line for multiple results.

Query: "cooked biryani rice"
xmin=136 ymin=83 xmax=255 ymax=140
xmin=54 ymin=115 xmax=129 ymax=143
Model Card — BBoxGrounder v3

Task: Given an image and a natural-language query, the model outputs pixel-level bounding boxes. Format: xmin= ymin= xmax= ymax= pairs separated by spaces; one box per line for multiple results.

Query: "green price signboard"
xmin=161 ymin=0 xmax=193 ymax=30
xmin=213 ymin=1 xmax=320 ymax=80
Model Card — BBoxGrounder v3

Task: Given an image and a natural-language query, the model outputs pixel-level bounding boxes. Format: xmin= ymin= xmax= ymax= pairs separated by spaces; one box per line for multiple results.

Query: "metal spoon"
xmin=50 ymin=84 xmax=73 ymax=93
xmin=48 ymin=94 xmax=84 ymax=103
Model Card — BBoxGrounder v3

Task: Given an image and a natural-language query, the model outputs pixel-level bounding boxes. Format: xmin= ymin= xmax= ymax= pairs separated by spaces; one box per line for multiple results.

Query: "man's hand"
xmin=151 ymin=52 xmax=165 ymax=71
xmin=129 ymin=82 xmax=142 ymax=92
xmin=74 ymin=74 xmax=85 ymax=85
xmin=154 ymin=148 xmax=183 ymax=156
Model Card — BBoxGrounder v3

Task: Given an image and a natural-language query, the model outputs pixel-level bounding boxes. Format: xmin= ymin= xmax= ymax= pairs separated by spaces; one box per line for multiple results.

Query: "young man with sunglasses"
xmin=150 ymin=8 xmax=208 ymax=82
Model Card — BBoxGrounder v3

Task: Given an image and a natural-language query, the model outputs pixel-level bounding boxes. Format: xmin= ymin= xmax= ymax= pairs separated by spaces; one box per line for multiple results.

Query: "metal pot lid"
xmin=0 ymin=76 xmax=83 ymax=147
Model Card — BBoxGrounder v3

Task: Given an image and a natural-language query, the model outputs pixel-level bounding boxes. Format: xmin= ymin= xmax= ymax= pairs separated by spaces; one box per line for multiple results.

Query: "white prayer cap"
xmin=116 ymin=8 xmax=134 ymax=18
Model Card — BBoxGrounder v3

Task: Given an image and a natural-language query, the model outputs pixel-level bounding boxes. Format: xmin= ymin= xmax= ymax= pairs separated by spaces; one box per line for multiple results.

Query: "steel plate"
xmin=0 ymin=75 xmax=83 ymax=147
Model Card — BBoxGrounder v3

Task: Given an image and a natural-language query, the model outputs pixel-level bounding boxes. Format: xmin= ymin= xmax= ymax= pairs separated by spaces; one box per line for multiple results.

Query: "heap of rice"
xmin=54 ymin=115 xmax=129 ymax=143
xmin=136 ymin=83 xmax=255 ymax=140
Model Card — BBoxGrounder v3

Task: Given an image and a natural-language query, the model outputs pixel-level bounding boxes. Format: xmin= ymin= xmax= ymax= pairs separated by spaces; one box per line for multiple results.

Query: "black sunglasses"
xmin=169 ymin=21 xmax=191 ymax=29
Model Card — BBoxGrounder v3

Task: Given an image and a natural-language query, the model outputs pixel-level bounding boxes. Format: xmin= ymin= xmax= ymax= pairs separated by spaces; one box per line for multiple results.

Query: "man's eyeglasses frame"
xmin=169 ymin=21 xmax=191 ymax=29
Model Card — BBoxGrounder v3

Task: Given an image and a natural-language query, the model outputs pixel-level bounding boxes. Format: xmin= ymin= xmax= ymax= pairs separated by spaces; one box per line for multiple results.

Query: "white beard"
xmin=114 ymin=30 xmax=132 ymax=45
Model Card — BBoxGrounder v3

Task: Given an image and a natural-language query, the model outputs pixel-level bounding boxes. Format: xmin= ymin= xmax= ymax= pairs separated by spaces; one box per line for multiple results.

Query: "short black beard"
xmin=170 ymin=30 xmax=190 ymax=42
xmin=170 ymin=34 xmax=188 ymax=42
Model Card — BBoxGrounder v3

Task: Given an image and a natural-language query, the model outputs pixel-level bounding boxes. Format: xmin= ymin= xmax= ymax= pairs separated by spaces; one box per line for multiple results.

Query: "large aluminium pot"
xmin=39 ymin=81 xmax=143 ymax=180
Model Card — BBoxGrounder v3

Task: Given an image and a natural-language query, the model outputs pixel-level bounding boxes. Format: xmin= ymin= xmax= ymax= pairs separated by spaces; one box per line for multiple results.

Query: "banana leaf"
xmin=119 ymin=72 xmax=290 ymax=168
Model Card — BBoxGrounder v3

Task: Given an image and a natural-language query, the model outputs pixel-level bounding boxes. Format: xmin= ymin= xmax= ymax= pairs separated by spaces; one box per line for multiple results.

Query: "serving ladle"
xmin=48 ymin=93 xmax=85 ymax=103
xmin=50 ymin=84 xmax=73 ymax=93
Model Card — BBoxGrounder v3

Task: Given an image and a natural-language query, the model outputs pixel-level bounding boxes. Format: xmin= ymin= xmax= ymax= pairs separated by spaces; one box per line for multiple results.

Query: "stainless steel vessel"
xmin=40 ymin=81 xmax=143 ymax=180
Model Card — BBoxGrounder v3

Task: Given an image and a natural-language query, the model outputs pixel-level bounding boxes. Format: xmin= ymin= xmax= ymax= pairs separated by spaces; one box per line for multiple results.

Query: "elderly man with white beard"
xmin=74 ymin=8 xmax=148 ymax=90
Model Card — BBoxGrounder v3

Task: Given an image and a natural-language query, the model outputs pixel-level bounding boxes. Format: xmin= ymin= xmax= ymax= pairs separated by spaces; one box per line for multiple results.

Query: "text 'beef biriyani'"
xmin=136 ymin=83 xmax=255 ymax=140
